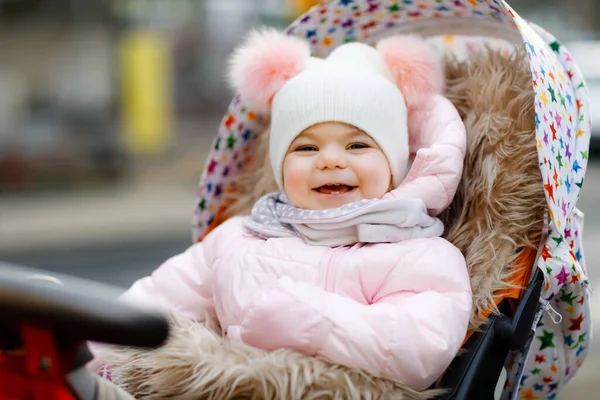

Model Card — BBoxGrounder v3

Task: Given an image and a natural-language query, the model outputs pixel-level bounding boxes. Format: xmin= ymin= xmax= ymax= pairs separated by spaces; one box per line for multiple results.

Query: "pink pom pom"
xmin=376 ymin=35 xmax=444 ymax=111
xmin=227 ymin=28 xmax=311 ymax=112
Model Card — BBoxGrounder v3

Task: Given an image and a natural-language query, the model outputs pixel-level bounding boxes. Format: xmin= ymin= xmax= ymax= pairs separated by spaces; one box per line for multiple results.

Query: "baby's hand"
xmin=227 ymin=277 xmax=332 ymax=355
xmin=219 ymin=256 xmax=321 ymax=315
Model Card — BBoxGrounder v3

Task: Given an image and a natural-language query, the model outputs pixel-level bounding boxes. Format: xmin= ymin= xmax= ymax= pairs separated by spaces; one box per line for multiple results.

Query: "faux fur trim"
xmin=104 ymin=314 xmax=441 ymax=400
xmin=440 ymin=47 xmax=545 ymax=329
xmin=103 ymin=46 xmax=546 ymax=399
xmin=220 ymin=125 xmax=276 ymax=219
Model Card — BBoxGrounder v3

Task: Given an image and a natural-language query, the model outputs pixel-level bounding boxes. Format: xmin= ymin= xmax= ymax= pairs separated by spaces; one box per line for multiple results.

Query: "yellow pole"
xmin=119 ymin=29 xmax=172 ymax=156
xmin=289 ymin=0 xmax=322 ymax=16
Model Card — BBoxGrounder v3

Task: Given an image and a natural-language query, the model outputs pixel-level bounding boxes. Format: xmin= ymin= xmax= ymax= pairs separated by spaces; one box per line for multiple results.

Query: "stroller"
xmin=0 ymin=0 xmax=592 ymax=399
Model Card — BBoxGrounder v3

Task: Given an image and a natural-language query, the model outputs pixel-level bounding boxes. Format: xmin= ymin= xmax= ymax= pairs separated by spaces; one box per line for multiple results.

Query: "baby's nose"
xmin=316 ymin=148 xmax=348 ymax=170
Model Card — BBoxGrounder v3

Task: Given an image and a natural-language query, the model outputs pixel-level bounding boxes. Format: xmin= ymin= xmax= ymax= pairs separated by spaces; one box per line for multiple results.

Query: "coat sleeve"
xmin=116 ymin=242 xmax=215 ymax=319
xmin=86 ymin=217 xmax=240 ymax=373
xmin=234 ymin=241 xmax=472 ymax=391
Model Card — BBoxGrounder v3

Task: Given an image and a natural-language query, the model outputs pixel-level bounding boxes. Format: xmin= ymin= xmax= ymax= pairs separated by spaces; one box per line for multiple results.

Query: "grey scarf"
xmin=244 ymin=192 xmax=444 ymax=247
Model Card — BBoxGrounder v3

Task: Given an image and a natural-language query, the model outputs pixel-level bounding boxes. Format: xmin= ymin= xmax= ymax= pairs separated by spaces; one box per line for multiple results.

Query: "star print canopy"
xmin=192 ymin=0 xmax=591 ymax=243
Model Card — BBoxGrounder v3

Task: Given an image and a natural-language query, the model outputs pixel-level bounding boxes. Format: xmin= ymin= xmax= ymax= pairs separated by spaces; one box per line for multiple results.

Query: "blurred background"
xmin=0 ymin=0 xmax=598 ymax=398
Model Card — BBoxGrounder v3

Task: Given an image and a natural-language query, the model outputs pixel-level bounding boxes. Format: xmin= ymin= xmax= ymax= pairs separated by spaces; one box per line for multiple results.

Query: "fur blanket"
xmin=101 ymin=47 xmax=546 ymax=399
xmin=105 ymin=314 xmax=438 ymax=400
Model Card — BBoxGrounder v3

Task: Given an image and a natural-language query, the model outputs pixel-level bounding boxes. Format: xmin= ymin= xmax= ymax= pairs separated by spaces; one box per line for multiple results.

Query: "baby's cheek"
xmin=359 ymin=157 xmax=392 ymax=194
xmin=284 ymin=167 xmax=307 ymax=189
xmin=283 ymin=159 xmax=311 ymax=195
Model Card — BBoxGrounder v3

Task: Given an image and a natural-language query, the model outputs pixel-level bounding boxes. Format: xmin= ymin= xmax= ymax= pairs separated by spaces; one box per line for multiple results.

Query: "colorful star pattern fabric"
xmin=502 ymin=213 xmax=591 ymax=400
xmin=191 ymin=1 xmax=592 ymax=399
xmin=496 ymin=3 xmax=592 ymax=398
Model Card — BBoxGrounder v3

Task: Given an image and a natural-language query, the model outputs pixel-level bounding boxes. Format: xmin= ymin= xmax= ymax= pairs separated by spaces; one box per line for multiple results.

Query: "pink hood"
xmin=385 ymin=94 xmax=467 ymax=216
xmin=88 ymin=94 xmax=470 ymax=391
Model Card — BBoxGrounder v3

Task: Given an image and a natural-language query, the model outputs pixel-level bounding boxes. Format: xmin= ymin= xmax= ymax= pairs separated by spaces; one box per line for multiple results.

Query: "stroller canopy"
xmin=193 ymin=0 xmax=591 ymax=245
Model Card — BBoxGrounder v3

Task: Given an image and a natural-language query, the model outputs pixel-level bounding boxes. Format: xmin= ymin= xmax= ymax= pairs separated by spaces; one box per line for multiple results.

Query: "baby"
xmin=90 ymin=29 xmax=472 ymax=391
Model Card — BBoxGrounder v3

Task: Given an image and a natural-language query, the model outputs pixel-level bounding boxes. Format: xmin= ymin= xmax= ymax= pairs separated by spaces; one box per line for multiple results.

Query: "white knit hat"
xmin=269 ymin=43 xmax=408 ymax=190
xmin=228 ymin=29 xmax=444 ymax=191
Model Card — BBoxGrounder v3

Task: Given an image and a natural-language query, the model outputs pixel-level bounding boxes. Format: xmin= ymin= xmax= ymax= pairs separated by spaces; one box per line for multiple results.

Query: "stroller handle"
xmin=0 ymin=262 xmax=169 ymax=349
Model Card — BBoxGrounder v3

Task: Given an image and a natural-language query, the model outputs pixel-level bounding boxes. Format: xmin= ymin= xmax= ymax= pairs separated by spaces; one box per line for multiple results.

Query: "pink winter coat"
xmin=89 ymin=95 xmax=471 ymax=391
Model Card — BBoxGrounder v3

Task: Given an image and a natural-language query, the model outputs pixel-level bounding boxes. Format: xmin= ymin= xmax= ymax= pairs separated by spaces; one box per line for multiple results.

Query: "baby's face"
xmin=282 ymin=122 xmax=392 ymax=210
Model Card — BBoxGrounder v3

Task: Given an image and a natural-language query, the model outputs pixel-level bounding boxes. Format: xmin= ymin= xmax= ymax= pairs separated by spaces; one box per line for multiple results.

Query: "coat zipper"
xmin=324 ymin=246 xmax=345 ymax=293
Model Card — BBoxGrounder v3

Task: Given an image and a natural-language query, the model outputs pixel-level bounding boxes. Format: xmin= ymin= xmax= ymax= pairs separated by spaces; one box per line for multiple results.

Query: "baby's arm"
xmin=119 ymin=242 xmax=215 ymax=320
xmin=86 ymin=219 xmax=233 ymax=373
xmin=233 ymin=240 xmax=472 ymax=391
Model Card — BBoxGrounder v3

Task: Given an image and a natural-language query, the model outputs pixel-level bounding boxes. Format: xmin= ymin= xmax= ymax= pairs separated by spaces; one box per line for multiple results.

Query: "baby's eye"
xmin=295 ymin=145 xmax=318 ymax=152
xmin=347 ymin=142 xmax=369 ymax=150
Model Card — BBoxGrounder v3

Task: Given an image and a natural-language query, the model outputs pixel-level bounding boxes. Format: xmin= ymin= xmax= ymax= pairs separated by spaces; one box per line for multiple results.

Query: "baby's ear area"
xmin=376 ymin=35 xmax=444 ymax=111
xmin=227 ymin=28 xmax=312 ymax=113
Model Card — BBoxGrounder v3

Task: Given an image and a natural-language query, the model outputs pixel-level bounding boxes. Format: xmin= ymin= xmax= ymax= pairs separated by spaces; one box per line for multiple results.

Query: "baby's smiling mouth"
xmin=314 ymin=183 xmax=357 ymax=195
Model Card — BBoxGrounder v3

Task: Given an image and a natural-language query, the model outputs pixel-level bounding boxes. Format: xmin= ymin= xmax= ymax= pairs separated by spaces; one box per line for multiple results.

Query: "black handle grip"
xmin=0 ymin=262 xmax=169 ymax=348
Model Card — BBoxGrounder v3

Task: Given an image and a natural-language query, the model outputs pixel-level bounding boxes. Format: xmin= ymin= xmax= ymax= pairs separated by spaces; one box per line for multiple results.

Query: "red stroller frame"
xmin=0 ymin=263 xmax=169 ymax=400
